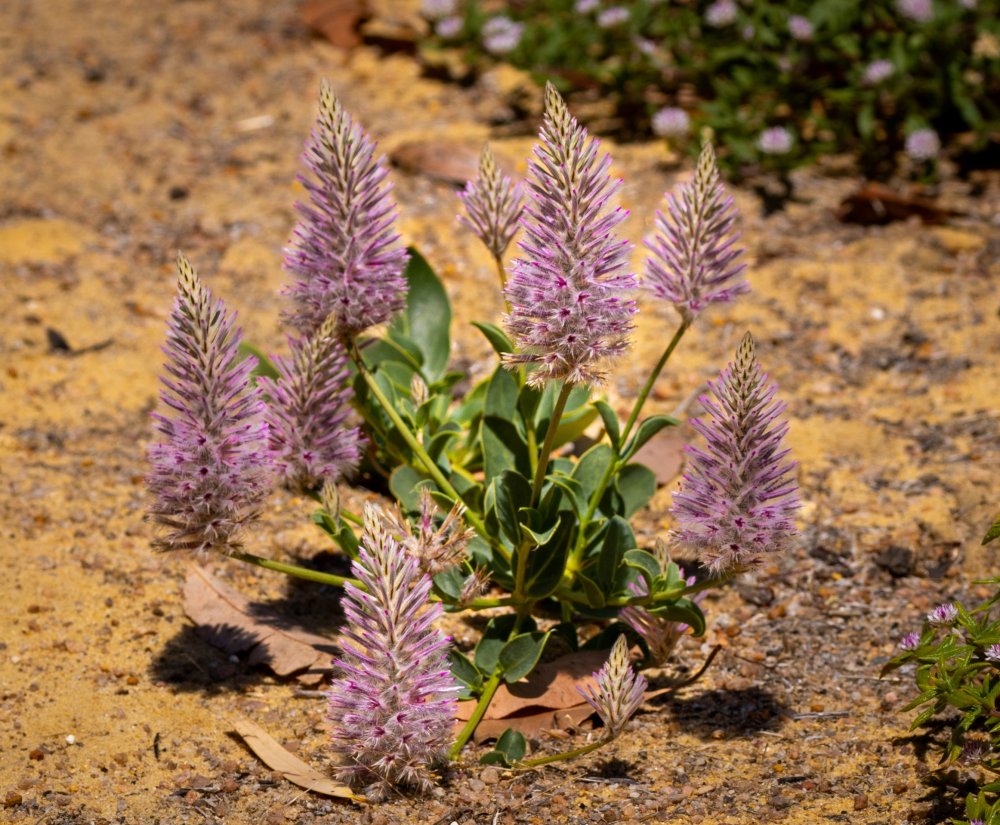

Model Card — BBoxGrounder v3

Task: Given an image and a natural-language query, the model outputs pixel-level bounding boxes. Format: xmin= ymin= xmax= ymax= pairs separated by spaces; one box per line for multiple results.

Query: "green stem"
xmin=530 ymin=382 xmax=573 ymax=508
xmin=620 ymin=320 xmax=689 ymax=445
xmin=517 ymin=738 xmax=607 ymax=768
xmin=449 ymin=670 xmax=503 ymax=759
xmin=230 ymin=551 xmax=363 ymax=589
xmin=350 ymin=346 xmax=489 ymax=540
xmin=494 ymin=253 xmax=512 ymax=316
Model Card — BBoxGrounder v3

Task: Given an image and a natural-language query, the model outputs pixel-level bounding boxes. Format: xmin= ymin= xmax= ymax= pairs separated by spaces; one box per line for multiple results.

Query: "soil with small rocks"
xmin=1 ymin=1 xmax=999 ymax=823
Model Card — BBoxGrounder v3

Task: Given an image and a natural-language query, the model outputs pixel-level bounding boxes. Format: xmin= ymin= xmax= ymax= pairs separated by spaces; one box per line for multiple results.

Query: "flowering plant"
xmin=419 ymin=0 xmax=1000 ymax=180
xmin=883 ymin=520 xmax=1000 ymax=825
xmin=148 ymin=80 xmax=799 ymax=799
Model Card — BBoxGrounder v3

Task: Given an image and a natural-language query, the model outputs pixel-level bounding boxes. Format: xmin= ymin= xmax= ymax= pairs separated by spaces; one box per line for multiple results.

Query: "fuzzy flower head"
xmin=705 ymin=0 xmax=738 ymax=27
xmin=482 ymin=16 xmax=524 ymax=54
xmin=258 ymin=315 xmax=362 ymax=493
xmin=458 ymin=143 xmax=524 ymax=261
xmin=579 ymin=635 xmax=648 ymax=738
xmin=383 ymin=488 xmax=476 ymax=576
xmin=420 ymin=0 xmax=456 ymax=19
xmin=147 ymin=254 xmax=272 ymax=555
xmin=597 ymin=7 xmax=630 ymax=28
xmin=862 ymin=59 xmax=895 ymax=85
xmin=788 ymin=15 xmax=814 ymax=41
xmin=645 ymin=142 xmax=748 ymax=324
xmin=896 ymin=0 xmax=934 ymax=22
xmin=985 ymin=643 xmax=1000 ymax=663
xmin=671 ymin=332 xmax=800 ymax=574
xmin=575 ymin=0 xmax=600 ymax=12
xmin=905 ymin=128 xmax=941 ymax=161
xmin=435 ymin=15 xmax=463 ymax=38
xmin=927 ymin=603 xmax=958 ymax=625
xmin=757 ymin=126 xmax=794 ymax=155
xmin=899 ymin=631 xmax=920 ymax=651
xmin=327 ymin=505 xmax=459 ymax=799
xmin=283 ymin=80 xmax=409 ymax=340
xmin=503 ymin=83 xmax=637 ymax=387
xmin=651 ymin=106 xmax=691 ymax=138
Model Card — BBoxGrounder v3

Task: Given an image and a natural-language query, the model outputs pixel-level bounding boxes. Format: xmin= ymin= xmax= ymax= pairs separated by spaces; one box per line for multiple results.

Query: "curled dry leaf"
xmin=183 ymin=565 xmax=336 ymax=685
xmin=232 ymin=717 xmax=362 ymax=801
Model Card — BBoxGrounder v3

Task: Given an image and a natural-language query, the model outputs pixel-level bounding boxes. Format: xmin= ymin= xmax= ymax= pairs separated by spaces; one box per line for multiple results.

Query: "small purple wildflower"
xmin=458 ymin=143 xmax=524 ymax=261
xmin=482 ymin=16 xmax=524 ymax=54
xmin=970 ymin=819 xmax=985 ymax=825
xmin=788 ymin=15 xmax=814 ymax=41
xmin=927 ymin=603 xmax=958 ymax=625
xmin=645 ymin=143 xmax=748 ymax=324
xmin=147 ymin=253 xmax=272 ymax=555
xmin=283 ymin=80 xmax=409 ymax=340
xmin=862 ymin=59 xmax=895 ymax=85
xmin=960 ymin=736 xmax=990 ymax=765
xmin=597 ymin=7 xmax=630 ymax=28
xmin=327 ymin=506 xmax=459 ymax=799
xmin=985 ymin=643 xmax=1000 ymax=663
xmin=905 ymin=128 xmax=941 ymax=161
xmin=757 ymin=126 xmax=794 ymax=155
xmin=503 ymin=83 xmax=637 ymax=387
xmin=435 ymin=15 xmax=463 ymax=38
xmin=575 ymin=0 xmax=600 ymax=12
xmin=258 ymin=315 xmax=362 ymax=493
xmin=420 ymin=0 xmax=456 ymax=19
xmin=671 ymin=332 xmax=800 ymax=574
xmin=705 ymin=0 xmax=738 ymax=27
xmin=896 ymin=0 xmax=934 ymax=22
xmin=578 ymin=636 xmax=648 ymax=738
xmin=651 ymin=106 xmax=691 ymax=138
xmin=899 ymin=631 xmax=920 ymax=651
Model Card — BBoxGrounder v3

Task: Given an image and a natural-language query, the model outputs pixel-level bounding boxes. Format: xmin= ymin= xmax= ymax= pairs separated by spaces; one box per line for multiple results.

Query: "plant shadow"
xmin=655 ymin=686 xmax=789 ymax=739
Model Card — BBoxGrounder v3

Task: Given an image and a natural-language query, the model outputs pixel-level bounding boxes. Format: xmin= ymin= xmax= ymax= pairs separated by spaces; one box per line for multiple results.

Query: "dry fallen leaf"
xmin=836 ymin=182 xmax=955 ymax=226
xmin=390 ymin=140 xmax=483 ymax=186
xmin=232 ymin=717 xmax=362 ymax=801
xmin=183 ymin=565 xmax=336 ymax=685
xmin=633 ymin=429 xmax=687 ymax=486
xmin=300 ymin=0 xmax=367 ymax=50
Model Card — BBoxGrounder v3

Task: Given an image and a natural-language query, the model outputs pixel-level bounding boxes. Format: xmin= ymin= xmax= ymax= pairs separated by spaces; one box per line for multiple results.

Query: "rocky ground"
xmin=1 ymin=1 xmax=999 ymax=823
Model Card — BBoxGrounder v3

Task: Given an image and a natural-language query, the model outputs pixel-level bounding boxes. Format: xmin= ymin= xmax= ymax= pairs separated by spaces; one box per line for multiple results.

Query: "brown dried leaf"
xmin=300 ymin=0 xmax=367 ymax=50
xmin=183 ymin=565 xmax=335 ymax=685
xmin=633 ymin=430 xmax=687 ymax=486
xmin=457 ymin=702 xmax=598 ymax=743
xmin=836 ymin=182 xmax=955 ymax=226
xmin=390 ymin=140 xmax=483 ymax=185
xmin=232 ymin=717 xmax=361 ymax=801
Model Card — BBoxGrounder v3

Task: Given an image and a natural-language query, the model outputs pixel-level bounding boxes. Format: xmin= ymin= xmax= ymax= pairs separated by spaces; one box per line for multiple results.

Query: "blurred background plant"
xmin=418 ymin=0 xmax=1000 ymax=180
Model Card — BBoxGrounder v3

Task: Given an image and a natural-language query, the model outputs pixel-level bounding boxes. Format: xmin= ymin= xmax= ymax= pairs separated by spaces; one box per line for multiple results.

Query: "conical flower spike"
xmin=578 ymin=635 xmax=648 ymax=738
xmin=458 ymin=143 xmax=524 ymax=261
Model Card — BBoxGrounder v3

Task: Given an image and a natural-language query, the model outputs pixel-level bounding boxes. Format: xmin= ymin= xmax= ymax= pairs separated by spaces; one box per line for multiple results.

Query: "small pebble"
xmin=65 ymin=735 xmax=75 ymax=745
xmin=853 ymin=793 xmax=869 ymax=811
xmin=480 ymin=766 xmax=501 ymax=784
xmin=4 ymin=792 xmax=22 ymax=808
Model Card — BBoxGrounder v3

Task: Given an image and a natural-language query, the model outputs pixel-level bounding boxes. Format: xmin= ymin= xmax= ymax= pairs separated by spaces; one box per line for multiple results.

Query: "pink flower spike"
xmin=578 ymin=635 xmax=648 ymax=738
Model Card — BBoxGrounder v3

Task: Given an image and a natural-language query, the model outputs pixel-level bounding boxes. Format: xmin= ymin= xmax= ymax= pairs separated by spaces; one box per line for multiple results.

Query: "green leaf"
xmin=649 ymin=598 xmax=706 ymax=637
xmin=500 ymin=631 xmax=551 ymax=683
xmin=623 ymin=549 xmax=660 ymax=589
xmin=389 ymin=248 xmax=452 ymax=381
xmin=984 ymin=514 xmax=1000 ymax=545
xmin=523 ymin=513 xmax=573 ymax=599
xmin=239 ymin=342 xmax=281 ymax=380
xmin=471 ymin=320 xmax=515 ymax=355
xmin=551 ymin=386 xmax=598 ymax=450
xmin=474 ymin=614 xmax=520 ymax=674
xmin=593 ymin=400 xmax=621 ymax=452
xmin=622 ymin=414 xmax=679 ymax=461
xmin=572 ymin=443 xmax=616 ymax=506
xmin=389 ymin=465 xmax=429 ymax=512
xmin=448 ymin=649 xmax=483 ymax=695
xmin=596 ymin=516 xmax=637 ymax=590
xmin=482 ymin=366 xmax=529 ymax=479
xmin=616 ymin=463 xmax=657 ymax=517
xmin=433 ymin=566 xmax=466 ymax=602
xmin=579 ymin=573 xmax=606 ymax=608
xmin=479 ymin=728 xmax=526 ymax=766
xmin=310 ymin=509 xmax=359 ymax=558
xmin=492 ymin=470 xmax=532 ymax=546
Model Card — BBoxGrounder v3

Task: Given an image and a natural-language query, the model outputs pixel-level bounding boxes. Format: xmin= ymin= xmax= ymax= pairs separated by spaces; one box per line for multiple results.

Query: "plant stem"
xmin=350 ymin=345 xmax=489 ymax=539
xmin=448 ymin=670 xmax=503 ymax=759
xmin=230 ymin=550 xmax=363 ymax=589
xmin=530 ymin=382 xmax=573 ymax=508
xmin=494 ymin=253 xmax=512 ymax=316
xmin=620 ymin=320 xmax=689 ymax=445
xmin=517 ymin=738 xmax=607 ymax=768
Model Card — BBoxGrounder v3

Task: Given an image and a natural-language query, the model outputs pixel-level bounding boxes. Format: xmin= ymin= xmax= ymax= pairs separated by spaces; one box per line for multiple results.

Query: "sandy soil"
xmin=2 ymin=1 xmax=1000 ymax=823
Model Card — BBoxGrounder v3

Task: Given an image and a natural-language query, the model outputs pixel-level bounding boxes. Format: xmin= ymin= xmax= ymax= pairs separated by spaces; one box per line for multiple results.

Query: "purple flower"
xmin=671 ymin=332 xmax=800 ymax=574
xmin=578 ymin=635 xmax=648 ymax=738
xmin=597 ymin=6 xmax=630 ymax=28
xmin=575 ymin=0 xmax=600 ymax=12
xmin=705 ymin=0 xmax=738 ymax=27
xmin=862 ymin=59 xmax=895 ymax=85
xmin=147 ymin=254 xmax=272 ymax=555
xmin=435 ymin=15 xmax=463 ymax=38
xmin=899 ymin=631 xmax=920 ymax=651
xmin=503 ymin=83 xmax=637 ymax=387
xmin=482 ymin=16 xmax=524 ymax=54
xmin=985 ymin=643 xmax=1000 ymax=662
xmin=651 ymin=106 xmax=691 ymax=138
xmin=896 ymin=0 xmax=934 ymax=22
xmin=905 ymin=128 xmax=941 ymax=161
xmin=258 ymin=316 xmax=362 ymax=493
xmin=927 ymin=603 xmax=958 ymax=625
xmin=420 ymin=0 xmax=456 ymax=19
xmin=757 ymin=126 xmax=794 ymax=155
xmin=788 ymin=15 xmax=814 ymax=41
xmin=283 ymin=81 xmax=409 ymax=339
xmin=327 ymin=506 xmax=459 ymax=799
xmin=645 ymin=142 xmax=748 ymax=324
xmin=458 ymin=143 xmax=524 ymax=261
